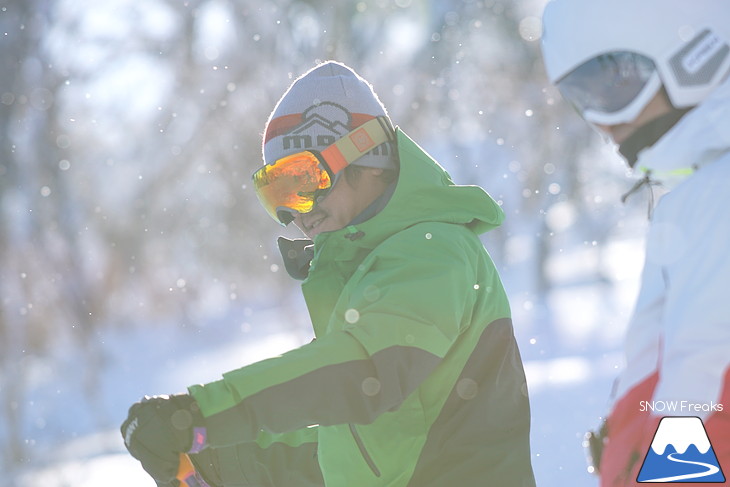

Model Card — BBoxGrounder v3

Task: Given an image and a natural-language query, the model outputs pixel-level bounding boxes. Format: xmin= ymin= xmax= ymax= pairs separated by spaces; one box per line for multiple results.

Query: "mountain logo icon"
xmin=637 ymin=416 xmax=725 ymax=483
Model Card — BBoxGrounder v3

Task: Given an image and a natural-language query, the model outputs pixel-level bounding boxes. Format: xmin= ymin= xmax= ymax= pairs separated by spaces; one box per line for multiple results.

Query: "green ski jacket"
xmin=188 ymin=129 xmax=536 ymax=487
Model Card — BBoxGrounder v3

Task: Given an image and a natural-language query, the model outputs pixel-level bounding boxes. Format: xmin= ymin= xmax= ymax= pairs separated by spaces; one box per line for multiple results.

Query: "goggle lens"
xmin=557 ymin=52 xmax=659 ymax=125
xmin=252 ymin=151 xmax=332 ymax=224
xmin=252 ymin=116 xmax=395 ymax=225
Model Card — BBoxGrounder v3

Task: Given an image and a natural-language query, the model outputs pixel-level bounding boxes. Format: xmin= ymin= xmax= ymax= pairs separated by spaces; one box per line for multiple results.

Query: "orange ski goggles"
xmin=253 ymin=116 xmax=394 ymax=225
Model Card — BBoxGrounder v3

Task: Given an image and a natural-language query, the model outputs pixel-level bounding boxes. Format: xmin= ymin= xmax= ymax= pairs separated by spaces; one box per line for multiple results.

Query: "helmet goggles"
xmin=557 ymin=51 xmax=662 ymax=126
xmin=253 ymin=116 xmax=394 ymax=225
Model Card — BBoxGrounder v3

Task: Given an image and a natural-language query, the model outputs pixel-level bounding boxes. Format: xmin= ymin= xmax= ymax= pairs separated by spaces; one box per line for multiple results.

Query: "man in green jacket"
xmin=121 ymin=61 xmax=536 ymax=487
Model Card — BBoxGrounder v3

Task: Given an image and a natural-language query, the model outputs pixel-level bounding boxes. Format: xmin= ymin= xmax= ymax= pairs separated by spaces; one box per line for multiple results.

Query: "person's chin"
xmin=609 ymin=126 xmax=635 ymax=145
xmin=306 ymin=229 xmax=322 ymax=239
xmin=305 ymin=220 xmax=336 ymax=239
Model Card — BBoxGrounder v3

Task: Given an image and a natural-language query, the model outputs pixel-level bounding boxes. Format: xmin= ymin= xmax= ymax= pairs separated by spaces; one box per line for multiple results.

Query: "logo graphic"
xmin=276 ymin=102 xmax=388 ymax=156
xmin=637 ymin=416 xmax=725 ymax=483
xmin=282 ymin=103 xmax=351 ymax=151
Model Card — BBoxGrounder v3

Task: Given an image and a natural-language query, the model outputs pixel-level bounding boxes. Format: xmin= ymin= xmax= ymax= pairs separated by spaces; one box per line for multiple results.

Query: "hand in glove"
xmin=121 ymin=393 xmax=207 ymax=485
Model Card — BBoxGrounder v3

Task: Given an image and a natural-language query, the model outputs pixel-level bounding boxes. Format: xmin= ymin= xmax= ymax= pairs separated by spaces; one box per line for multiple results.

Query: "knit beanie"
xmin=262 ymin=61 xmax=396 ymax=171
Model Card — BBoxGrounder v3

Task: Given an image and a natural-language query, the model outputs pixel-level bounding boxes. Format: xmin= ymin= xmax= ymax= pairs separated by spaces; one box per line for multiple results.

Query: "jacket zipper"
xmin=349 ymin=424 xmax=381 ymax=477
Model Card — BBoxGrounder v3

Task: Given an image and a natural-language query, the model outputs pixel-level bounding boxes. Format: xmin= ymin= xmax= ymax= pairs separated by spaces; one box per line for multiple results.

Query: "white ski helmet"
xmin=541 ymin=0 xmax=730 ymax=125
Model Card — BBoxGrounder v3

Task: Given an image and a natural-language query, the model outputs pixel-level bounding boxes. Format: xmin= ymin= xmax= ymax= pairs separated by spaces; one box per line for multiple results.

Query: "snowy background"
xmin=1 ymin=0 xmax=653 ymax=485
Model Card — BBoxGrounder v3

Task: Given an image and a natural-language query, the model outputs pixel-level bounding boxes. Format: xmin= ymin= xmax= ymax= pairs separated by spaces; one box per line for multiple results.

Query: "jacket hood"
xmin=279 ymin=129 xmax=504 ymax=279
xmin=636 ymin=74 xmax=730 ymax=187
xmin=352 ymin=128 xmax=504 ymax=241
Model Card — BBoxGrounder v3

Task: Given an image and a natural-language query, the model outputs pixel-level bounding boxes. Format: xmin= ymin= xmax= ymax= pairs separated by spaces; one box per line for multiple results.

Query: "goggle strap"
xmin=320 ymin=116 xmax=395 ymax=174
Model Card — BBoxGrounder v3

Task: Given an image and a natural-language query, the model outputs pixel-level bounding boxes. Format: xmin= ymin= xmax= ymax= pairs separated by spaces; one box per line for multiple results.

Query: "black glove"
xmin=121 ymin=393 xmax=204 ymax=484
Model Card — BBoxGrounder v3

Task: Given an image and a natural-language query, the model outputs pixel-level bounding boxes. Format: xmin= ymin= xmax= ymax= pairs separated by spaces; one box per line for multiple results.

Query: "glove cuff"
xmin=189 ymin=426 xmax=208 ymax=454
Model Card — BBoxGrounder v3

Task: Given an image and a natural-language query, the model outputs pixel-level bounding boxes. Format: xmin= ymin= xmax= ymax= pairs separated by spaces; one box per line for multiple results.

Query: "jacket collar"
xmin=635 ymin=75 xmax=730 ymax=188
xmin=277 ymin=182 xmax=396 ymax=280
